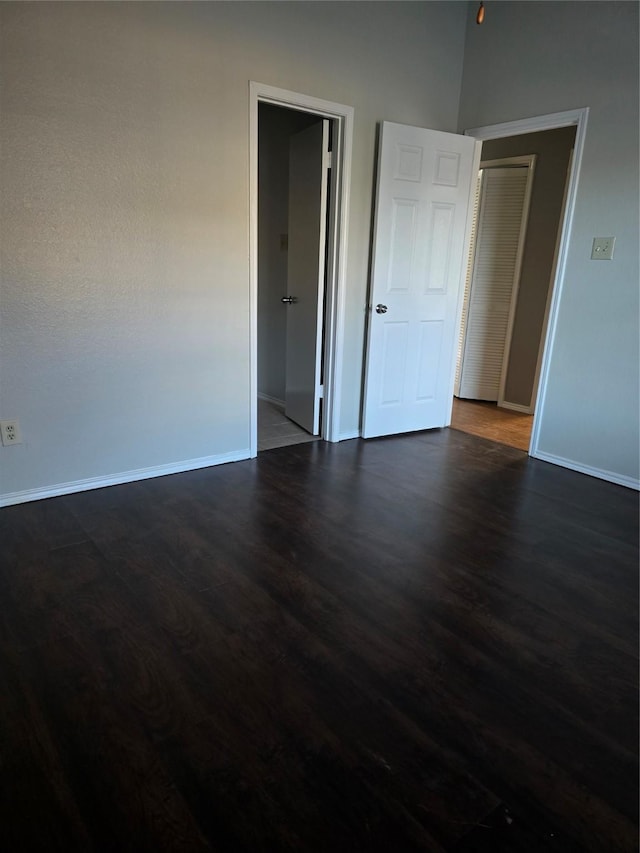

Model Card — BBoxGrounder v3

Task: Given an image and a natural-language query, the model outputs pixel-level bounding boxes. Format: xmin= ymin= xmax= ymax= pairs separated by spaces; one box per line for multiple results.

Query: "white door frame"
xmin=249 ymin=82 xmax=354 ymax=456
xmin=465 ymin=107 xmax=589 ymax=457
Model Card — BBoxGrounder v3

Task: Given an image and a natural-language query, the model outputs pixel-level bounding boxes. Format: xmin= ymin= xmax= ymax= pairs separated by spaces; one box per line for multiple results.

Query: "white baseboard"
xmin=337 ymin=430 xmax=360 ymax=441
xmin=499 ymin=400 xmax=533 ymax=414
xmin=532 ymin=450 xmax=640 ymax=491
xmin=0 ymin=448 xmax=251 ymax=507
xmin=258 ymin=392 xmax=285 ymax=407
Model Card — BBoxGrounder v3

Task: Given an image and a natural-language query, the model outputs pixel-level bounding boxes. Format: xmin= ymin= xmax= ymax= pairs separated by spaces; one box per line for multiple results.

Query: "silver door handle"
xmin=281 ymin=296 xmax=297 ymax=304
xmin=375 ymin=304 xmax=388 ymax=314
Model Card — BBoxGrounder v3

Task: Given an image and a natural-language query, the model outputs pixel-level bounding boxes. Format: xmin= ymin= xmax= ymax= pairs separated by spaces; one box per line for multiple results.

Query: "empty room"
xmin=0 ymin=1 xmax=638 ymax=850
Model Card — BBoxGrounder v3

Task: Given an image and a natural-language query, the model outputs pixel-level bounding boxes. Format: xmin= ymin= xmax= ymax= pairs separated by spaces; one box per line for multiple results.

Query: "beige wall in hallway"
xmin=481 ymin=126 xmax=576 ymax=410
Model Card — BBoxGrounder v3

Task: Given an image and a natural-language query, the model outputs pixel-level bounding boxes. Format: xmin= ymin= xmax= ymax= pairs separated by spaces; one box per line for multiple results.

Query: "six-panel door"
xmin=362 ymin=122 xmax=480 ymax=438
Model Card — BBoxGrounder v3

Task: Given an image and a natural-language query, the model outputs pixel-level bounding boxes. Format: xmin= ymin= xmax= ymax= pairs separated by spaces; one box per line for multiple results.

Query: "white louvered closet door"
xmin=458 ymin=167 xmax=530 ymax=401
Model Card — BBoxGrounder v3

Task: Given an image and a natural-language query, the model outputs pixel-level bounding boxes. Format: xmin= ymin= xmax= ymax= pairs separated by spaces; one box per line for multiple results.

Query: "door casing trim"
xmin=249 ymin=82 xmax=354 ymax=455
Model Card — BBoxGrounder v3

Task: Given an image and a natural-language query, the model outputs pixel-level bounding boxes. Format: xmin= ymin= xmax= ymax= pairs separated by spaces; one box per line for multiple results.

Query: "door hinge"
xmin=318 ymin=385 xmax=324 ymax=398
xmin=325 ymin=150 xmax=333 ymax=170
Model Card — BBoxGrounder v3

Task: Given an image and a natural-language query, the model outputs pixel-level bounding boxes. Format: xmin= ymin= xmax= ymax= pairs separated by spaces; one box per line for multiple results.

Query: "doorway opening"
xmin=249 ymin=83 xmax=354 ymax=457
xmin=257 ymin=104 xmax=328 ymax=451
xmin=451 ymin=120 xmax=579 ymax=453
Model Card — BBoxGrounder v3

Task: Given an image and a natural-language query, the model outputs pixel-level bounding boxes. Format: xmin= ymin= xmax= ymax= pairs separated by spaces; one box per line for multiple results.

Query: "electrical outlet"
xmin=0 ymin=420 xmax=22 ymax=446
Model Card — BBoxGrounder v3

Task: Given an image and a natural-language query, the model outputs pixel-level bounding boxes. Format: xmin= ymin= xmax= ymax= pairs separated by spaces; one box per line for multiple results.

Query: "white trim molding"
xmin=499 ymin=401 xmax=533 ymax=415
xmin=465 ymin=107 xmax=589 ymax=460
xmin=480 ymin=155 xmax=536 ymax=169
xmin=249 ymin=82 xmax=354 ymax=456
xmin=533 ymin=451 xmax=640 ymax=492
xmin=465 ymin=108 xmax=588 ymax=141
xmin=338 ymin=430 xmax=361 ymax=442
xmin=0 ymin=449 xmax=251 ymax=508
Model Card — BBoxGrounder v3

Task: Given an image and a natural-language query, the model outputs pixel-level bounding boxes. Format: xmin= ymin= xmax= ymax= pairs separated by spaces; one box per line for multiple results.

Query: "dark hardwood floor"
xmin=1 ymin=428 xmax=638 ymax=852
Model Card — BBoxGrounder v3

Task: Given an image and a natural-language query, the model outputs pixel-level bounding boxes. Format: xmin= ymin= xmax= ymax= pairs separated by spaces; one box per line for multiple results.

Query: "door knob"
xmin=375 ymin=304 xmax=388 ymax=314
xmin=281 ymin=296 xmax=297 ymax=304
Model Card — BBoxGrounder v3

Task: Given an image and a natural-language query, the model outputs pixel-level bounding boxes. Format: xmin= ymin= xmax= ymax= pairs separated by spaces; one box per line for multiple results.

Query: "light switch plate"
xmin=591 ymin=237 xmax=615 ymax=260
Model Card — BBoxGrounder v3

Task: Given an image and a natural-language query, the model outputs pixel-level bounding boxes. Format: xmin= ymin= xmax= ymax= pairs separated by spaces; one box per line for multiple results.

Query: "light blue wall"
xmin=459 ymin=1 xmax=639 ymax=484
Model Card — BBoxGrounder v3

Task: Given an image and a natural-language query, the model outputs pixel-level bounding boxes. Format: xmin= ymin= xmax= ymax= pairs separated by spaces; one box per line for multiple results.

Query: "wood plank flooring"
xmin=0 ymin=428 xmax=637 ymax=851
xmin=451 ymin=398 xmax=533 ymax=451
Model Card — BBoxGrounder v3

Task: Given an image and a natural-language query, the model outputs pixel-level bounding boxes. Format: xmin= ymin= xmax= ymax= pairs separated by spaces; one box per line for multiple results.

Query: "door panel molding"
xmin=249 ymin=82 xmax=354 ymax=456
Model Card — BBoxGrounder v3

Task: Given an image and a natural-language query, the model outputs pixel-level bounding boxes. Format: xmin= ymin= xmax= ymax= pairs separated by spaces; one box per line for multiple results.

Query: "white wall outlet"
xmin=0 ymin=420 xmax=23 ymax=446
xmin=591 ymin=237 xmax=615 ymax=260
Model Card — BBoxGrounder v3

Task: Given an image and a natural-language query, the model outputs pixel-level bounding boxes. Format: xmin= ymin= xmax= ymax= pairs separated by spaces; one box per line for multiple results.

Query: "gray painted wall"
xmin=258 ymin=104 xmax=319 ymax=404
xmin=459 ymin=0 xmax=639 ymax=483
xmin=1 ymin=1 xmax=636 ymax=500
xmin=481 ymin=126 xmax=576 ymax=410
xmin=0 ymin=1 xmax=467 ymax=499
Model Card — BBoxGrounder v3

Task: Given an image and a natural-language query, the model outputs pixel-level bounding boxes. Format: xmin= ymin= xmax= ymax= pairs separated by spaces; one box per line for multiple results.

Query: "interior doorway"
xmin=451 ymin=123 xmax=578 ymax=452
xmin=257 ymin=103 xmax=328 ymax=451
xmin=249 ymin=83 xmax=354 ymax=458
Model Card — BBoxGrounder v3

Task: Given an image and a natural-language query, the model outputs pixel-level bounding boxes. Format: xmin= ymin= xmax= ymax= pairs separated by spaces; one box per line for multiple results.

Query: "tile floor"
xmin=258 ymin=398 xmax=321 ymax=452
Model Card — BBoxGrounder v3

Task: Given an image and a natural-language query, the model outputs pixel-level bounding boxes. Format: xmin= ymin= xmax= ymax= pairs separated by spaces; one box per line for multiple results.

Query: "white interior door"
xmin=458 ymin=165 xmax=532 ymax=402
xmin=362 ymin=122 xmax=480 ymax=438
xmin=284 ymin=120 xmax=329 ymax=435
